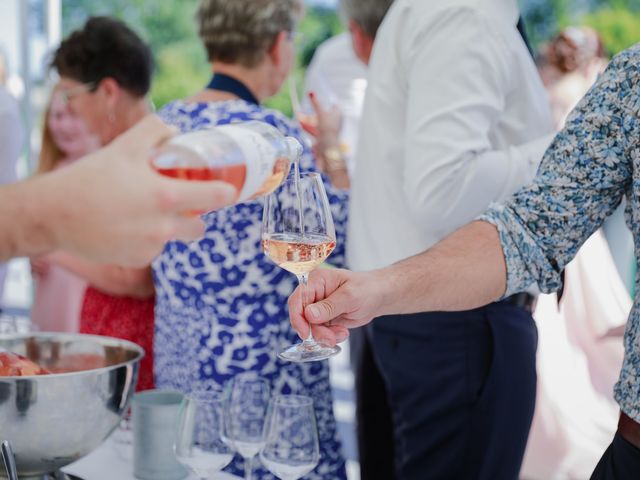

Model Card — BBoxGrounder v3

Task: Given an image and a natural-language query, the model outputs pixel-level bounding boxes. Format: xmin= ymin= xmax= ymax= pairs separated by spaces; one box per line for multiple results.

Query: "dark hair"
xmin=51 ymin=16 xmax=153 ymax=97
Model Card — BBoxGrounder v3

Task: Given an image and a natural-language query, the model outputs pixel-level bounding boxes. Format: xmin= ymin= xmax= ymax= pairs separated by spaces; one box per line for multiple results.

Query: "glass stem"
xmin=245 ymin=455 xmax=253 ymax=480
xmin=297 ymin=272 xmax=315 ymax=343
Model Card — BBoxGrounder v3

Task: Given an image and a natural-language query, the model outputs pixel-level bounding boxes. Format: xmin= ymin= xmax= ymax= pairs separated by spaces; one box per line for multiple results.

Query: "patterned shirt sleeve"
xmin=480 ymin=49 xmax=640 ymax=296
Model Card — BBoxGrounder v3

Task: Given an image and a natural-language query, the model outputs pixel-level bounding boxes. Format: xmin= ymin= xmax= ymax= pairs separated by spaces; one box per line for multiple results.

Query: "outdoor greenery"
xmin=61 ymin=0 xmax=640 ymax=114
xmin=62 ymin=0 xmax=342 ymax=113
xmin=522 ymin=0 xmax=640 ymax=55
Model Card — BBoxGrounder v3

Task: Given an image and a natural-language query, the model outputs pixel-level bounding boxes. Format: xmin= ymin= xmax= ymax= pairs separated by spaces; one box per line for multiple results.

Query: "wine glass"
xmin=224 ymin=373 xmax=271 ymax=480
xmin=288 ymin=74 xmax=318 ymax=138
xmin=262 ymin=171 xmax=340 ymax=362
xmin=259 ymin=395 xmax=320 ymax=480
xmin=174 ymin=391 xmax=234 ymax=480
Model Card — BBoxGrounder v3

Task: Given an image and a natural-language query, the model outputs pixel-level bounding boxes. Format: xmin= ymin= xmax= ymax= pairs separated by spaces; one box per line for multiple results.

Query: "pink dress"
xmin=31 ymin=265 xmax=87 ymax=332
xmin=520 ymin=229 xmax=629 ymax=479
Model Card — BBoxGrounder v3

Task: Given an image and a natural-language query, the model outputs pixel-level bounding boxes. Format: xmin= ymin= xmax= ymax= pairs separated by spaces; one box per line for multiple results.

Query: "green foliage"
xmin=523 ymin=0 xmax=640 ymax=55
xmin=151 ymin=40 xmax=209 ymax=109
xmin=582 ymin=7 xmax=640 ymax=54
xmin=61 ymin=1 xmax=342 ymax=113
xmin=297 ymin=7 xmax=344 ymax=67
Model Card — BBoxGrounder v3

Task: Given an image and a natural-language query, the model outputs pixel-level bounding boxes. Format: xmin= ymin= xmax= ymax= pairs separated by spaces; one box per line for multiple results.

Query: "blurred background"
xmin=2 ymin=0 xmax=640 ymax=175
xmin=1 ymin=2 xmax=640 ymax=478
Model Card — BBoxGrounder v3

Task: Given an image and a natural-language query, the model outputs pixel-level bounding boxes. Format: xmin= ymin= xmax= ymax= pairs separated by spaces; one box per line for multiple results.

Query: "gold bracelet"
xmin=324 ymin=147 xmax=347 ymax=172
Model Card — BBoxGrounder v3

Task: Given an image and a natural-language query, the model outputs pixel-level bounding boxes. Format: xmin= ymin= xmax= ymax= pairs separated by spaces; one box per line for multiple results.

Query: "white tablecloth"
xmin=63 ymin=432 xmax=241 ymax=480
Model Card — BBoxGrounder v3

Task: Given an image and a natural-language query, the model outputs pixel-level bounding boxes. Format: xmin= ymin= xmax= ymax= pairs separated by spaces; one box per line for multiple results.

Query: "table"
xmin=63 ymin=432 xmax=241 ymax=480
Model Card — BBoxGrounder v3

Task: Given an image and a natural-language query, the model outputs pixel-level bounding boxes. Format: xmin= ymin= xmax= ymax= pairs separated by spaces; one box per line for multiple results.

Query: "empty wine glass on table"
xmin=224 ymin=373 xmax=271 ymax=480
xmin=262 ymin=171 xmax=340 ymax=362
xmin=260 ymin=395 xmax=320 ymax=480
xmin=175 ymin=391 xmax=234 ymax=480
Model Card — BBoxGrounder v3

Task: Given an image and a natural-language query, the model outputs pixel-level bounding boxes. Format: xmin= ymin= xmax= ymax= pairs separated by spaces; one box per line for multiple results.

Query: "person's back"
xmin=0 ymin=86 xmax=23 ymax=302
xmin=154 ymin=98 xmax=349 ymax=480
xmin=349 ymin=0 xmax=553 ymax=271
xmin=348 ymin=0 xmax=554 ymax=478
xmin=151 ymin=2 xmax=349 ymax=478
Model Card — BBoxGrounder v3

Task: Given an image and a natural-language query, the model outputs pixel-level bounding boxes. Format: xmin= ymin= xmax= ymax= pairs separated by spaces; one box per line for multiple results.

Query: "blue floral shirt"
xmin=481 ymin=45 xmax=640 ymax=422
xmin=153 ymin=99 xmax=348 ymax=479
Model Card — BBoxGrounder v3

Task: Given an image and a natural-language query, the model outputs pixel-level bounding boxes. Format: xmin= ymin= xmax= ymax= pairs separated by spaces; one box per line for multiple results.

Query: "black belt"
xmin=619 ymin=412 xmax=640 ymax=450
xmin=503 ymin=292 xmax=536 ymax=313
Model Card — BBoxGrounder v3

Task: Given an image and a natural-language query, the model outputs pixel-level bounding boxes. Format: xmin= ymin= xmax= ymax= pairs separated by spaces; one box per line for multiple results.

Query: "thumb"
xmin=304 ymin=296 xmax=347 ymax=325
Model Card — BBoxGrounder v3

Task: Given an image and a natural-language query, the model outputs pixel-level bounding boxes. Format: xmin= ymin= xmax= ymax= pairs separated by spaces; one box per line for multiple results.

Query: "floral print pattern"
xmin=153 ymin=99 xmax=349 ymax=479
xmin=481 ymin=45 xmax=640 ymax=421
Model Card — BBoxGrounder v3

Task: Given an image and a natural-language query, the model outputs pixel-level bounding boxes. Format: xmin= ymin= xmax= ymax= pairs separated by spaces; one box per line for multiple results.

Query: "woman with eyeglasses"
xmin=35 ymin=17 xmax=157 ymax=391
xmin=152 ymin=1 xmax=349 ymax=478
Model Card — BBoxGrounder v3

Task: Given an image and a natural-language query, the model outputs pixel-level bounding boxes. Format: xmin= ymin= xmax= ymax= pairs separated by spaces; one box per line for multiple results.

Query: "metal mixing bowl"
xmin=0 ymin=333 xmax=143 ymax=479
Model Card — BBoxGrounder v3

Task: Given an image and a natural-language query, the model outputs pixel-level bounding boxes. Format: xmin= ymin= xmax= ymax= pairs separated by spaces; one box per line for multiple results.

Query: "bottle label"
xmin=219 ymin=124 xmax=277 ymax=201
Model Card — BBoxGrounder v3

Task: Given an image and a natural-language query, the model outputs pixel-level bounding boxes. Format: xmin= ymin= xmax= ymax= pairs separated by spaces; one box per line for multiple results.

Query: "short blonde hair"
xmin=197 ymin=0 xmax=303 ymax=68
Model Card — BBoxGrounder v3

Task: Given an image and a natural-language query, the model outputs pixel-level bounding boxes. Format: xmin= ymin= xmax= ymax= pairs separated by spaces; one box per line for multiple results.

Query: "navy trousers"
xmin=591 ymin=433 xmax=640 ymax=479
xmin=359 ymin=301 xmax=537 ymax=480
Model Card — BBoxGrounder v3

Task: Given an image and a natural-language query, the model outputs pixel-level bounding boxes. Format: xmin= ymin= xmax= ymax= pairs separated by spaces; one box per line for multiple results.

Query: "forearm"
xmin=0 ymin=179 xmax=56 ymax=261
xmin=379 ymin=220 xmax=507 ymax=315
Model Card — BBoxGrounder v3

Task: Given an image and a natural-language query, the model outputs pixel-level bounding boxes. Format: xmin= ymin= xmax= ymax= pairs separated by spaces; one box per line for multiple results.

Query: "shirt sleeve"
xmin=402 ymin=7 xmax=553 ymax=234
xmin=480 ymin=51 xmax=639 ymax=296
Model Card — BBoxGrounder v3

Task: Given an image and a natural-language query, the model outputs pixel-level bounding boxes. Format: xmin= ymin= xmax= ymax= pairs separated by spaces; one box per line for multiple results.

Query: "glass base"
xmin=278 ymin=340 xmax=341 ymax=363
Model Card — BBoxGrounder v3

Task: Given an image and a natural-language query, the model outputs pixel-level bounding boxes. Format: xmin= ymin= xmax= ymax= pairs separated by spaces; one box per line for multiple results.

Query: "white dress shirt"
xmin=347 ymin=0 xmax=555 ymax=272
xmin=304 ymin=33 xmax=368 ymax=177
xmin=0 ymin=87 xmax=24 ymax=302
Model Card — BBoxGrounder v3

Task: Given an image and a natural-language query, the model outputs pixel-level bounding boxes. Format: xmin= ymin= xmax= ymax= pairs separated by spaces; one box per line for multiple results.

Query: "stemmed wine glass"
xmin=224 ymin=373 xmax=271 ymax=480
xmin=259 ymin=395 xmax=320 ymax=480
xmin=288 ymin=74 xmax=318 ymax=137
xmin=174 ymin=391 xmax=234 ymax=479
xmin=262 ymin=171 xmax=340 ymax=362
xmin=288 ymin=72 xmax=336 ymax=138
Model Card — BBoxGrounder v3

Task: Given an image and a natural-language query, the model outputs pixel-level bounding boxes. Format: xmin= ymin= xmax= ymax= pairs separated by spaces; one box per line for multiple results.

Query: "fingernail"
xmin=307 ymin=305 xmax=320 ymax=320
xmin=308 ymin=92 xmax=315 ymax=99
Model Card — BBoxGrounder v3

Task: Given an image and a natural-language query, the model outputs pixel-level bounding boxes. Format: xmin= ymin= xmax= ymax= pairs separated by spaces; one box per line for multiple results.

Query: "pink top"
xmin=31 ymin=265 xmax=87 ymax=332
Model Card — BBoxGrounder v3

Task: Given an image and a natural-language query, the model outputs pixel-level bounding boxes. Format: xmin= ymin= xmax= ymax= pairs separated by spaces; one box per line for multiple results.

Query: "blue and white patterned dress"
xmin=153 ymin=99 xmax=348 ymax=479
xmin=480 ymin=44 xmax=640 ymax=423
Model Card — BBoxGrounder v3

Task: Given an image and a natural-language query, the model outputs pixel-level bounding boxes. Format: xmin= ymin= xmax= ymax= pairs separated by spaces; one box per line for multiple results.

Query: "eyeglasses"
xmin=59 ymin=81 xmax=98 ymax=105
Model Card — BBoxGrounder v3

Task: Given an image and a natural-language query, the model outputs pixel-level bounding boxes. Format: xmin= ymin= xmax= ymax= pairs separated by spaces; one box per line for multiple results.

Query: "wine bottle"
xmin=152 ymin=121 xmax=303 ymax=202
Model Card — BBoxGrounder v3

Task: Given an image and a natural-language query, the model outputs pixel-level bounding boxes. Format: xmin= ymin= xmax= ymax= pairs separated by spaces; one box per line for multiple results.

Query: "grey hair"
xmin=196 ymin=0 xmax=303 ymax=68
xmin=339 ymin=0 xmax=395 ymax=38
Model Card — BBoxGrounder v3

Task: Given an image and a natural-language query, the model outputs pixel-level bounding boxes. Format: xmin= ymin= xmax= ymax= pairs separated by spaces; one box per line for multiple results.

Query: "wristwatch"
xmin=323 ymin=147 xmax=347 ymax=173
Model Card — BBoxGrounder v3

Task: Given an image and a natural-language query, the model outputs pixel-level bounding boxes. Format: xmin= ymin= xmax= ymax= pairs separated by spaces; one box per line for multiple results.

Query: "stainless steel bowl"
xmin=0 ymin=333 xmax=143 ymax=479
